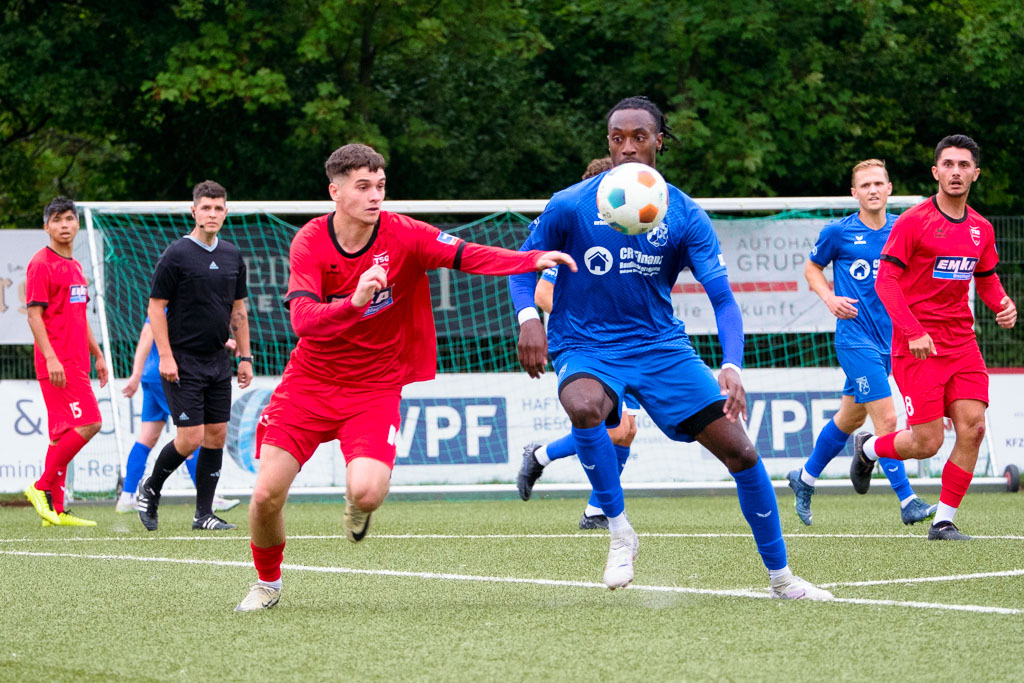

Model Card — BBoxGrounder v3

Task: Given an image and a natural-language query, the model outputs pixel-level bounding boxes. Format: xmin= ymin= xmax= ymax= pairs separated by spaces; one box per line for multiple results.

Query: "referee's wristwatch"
xmin=238 ymin=356 xmax=254 ymax=365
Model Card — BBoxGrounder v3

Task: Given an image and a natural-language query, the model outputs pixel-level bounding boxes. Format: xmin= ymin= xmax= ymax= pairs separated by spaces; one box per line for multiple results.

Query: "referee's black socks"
xmin=194 ymin=446 xmax=224 ymax=518
xmin=149 ymin=441 xmax=189 ymax=493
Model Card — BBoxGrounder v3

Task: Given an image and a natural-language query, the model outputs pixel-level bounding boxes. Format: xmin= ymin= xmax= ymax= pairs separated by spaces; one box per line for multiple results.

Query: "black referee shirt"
xmin=150 ymin=236 xmax=248 ymax=356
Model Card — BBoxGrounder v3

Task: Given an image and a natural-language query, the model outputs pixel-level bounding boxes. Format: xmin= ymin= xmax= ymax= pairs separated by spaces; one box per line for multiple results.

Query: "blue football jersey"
xmin=520 ymin=175 xmax=728 ymax=358
xmin=141 ymin=315 xmax=161 ymax=383
xmin=809 ymin=212 xmax=895 ymax=352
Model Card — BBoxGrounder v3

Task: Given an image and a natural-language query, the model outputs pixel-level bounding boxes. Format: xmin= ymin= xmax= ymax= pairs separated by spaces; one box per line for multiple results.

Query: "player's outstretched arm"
xmin=534 ymin=251 xmax=577 ymax=272
xmin=288 ymin=265 xmax=388 ymax=338
xmin=805 ymin=260 xmax=858 ymax=319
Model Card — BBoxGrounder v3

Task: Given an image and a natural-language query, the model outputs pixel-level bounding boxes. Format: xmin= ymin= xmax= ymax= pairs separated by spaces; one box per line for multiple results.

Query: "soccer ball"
xmin=596 ymin=162 xmax=669 ymax=235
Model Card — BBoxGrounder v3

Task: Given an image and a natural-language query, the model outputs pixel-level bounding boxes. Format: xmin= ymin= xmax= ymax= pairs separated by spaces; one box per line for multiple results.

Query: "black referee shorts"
xmin=162 ymin=350 xmax=233 ymax=427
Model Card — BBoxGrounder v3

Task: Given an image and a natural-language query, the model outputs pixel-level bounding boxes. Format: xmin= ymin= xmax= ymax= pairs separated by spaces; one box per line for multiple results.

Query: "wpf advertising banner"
xmin=1 ymin=370 xmax=1018 ymax=494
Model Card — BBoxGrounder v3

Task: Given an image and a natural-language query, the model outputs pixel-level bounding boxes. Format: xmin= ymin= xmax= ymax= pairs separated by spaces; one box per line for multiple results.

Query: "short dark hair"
xmin=582 ymin=157 xmax=613 ymax=180
xmin=605 ymin=96 xmax=679 ymax=155
xmin=192 ymin=180 xmax=227 ymax=204
xmin=934 ymin=135 xmax=980 ymax=166
xmin=325 ymin=143 xmax=386 ymax=181
xmin=43 ymin=196 xmax=76 ymax=224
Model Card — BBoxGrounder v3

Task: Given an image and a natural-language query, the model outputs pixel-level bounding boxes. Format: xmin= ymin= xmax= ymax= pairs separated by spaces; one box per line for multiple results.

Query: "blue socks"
xmin=572 ymin=424 xmax=624 ymax=518
xmin=880 ymin=457 xmax=913 ymax=500
xmin=805 ymin=419 xmax=850 ymax=478
xmin=732 ymin=458 xmax=787 ymax=571
xmin=587 ymin=445 xmax=631 ymax=510
xmin=123 ymin=442 xmax=152 ymax=495
xmin=545 ymin=433 xmax=577 ymax=461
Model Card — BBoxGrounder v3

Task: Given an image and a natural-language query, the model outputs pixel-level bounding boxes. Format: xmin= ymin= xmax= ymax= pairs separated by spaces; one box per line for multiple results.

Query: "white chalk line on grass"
xmin=0 ymin=548 xmax=1020 ymax=615
xmin=820 ymin=568 xmax=1024 ymax=588
xmin=2 ymin=531 xmax=1023 ymax=543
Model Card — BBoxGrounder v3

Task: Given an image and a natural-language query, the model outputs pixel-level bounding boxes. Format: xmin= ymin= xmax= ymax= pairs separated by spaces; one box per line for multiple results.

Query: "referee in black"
xmin=138 ymin=180 xmax=252 ymax=531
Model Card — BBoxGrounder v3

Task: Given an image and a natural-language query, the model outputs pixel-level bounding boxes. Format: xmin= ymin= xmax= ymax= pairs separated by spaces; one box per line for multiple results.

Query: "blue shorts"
xmin=141 ymin=379 xmax=171 ymax=423
xmin=553 ymin=347 xmax=724 ymax=442
xmin=836 ymin=346 xmax=892 ymax=403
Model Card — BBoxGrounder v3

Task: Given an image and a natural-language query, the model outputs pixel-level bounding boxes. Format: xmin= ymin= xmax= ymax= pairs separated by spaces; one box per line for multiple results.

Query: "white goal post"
xmin=62 ymin=194 xmax=1006 ymax=499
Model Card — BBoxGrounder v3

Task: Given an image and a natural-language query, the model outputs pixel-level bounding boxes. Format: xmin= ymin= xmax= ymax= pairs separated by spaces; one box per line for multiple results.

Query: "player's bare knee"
xmin=348 ymin=485 xmax=386 ymax=512
xmin=956 ymin=419 xmax=986 ymax=450
xmin=873 ymin=416 xmax=898 ymax=435
xmin=250 ymin=484 xmax=285 ymax=516
xmin=720 ymin=443 xmax=759 ymax=473
xmin=911 ymin=432 xmax=944 ymax=458
xmin=78 ymin=422 xmax=102 ymax=440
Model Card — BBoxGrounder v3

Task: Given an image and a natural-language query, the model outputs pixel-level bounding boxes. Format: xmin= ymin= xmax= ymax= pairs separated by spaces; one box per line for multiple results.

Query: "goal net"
xmin=65 ymin=195 xmax=994 ymax=498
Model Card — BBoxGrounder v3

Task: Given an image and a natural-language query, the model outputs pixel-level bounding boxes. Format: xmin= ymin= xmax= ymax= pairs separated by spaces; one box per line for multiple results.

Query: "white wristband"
xmin=720 ymin=362 xmax=742 ymax=376
xmin=517 ymin=308 xmax=540 ymax=325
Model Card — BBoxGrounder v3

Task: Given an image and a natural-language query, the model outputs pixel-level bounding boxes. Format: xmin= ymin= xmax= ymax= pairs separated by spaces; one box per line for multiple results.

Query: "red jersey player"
xmin=851 ymin=135 xmax=1017 ymax=540
xmin=235 ymin=143 xmax=576 ymax=611
xmin=24 ymin=197 xmax=109 ymax=527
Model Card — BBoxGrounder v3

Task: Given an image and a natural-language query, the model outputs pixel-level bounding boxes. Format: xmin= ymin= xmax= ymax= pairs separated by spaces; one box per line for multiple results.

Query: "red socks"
xmin=872 ymin=432 xmax=901 ymax=460
xmin=252 ymin=541 xmax=286 ymax=582
xmin=35 ymin=429 xmax=88 ymax=499
xmin=939 ymin=460 xmax=973 ymax=508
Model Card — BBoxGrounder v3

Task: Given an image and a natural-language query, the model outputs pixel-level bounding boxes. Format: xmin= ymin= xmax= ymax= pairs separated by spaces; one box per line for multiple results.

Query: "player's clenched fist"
xmin=996 ymin=296 xmax=1016 ymax=329
xmin=351 ymin=264 xmax=388 ymax=307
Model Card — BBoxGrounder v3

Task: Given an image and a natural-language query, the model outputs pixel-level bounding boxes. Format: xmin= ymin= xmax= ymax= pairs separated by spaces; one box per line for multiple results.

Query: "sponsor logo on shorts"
xmin=933 ymin=256 xmax=978 ymax=280
xmin=69 ymin=284 xmax=87 ymax=304
xmin=856 ymin=376 xmax=870 ymax=395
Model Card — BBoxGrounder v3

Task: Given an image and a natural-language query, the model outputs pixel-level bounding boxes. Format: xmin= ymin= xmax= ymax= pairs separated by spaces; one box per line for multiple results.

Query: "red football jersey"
xmin=25 ymin=247 xmax=91 ymax=379
xmin=284 ymin=211 xmax=542 ymax=387
xmin=880 ymin=197 xmax=999 ymax=356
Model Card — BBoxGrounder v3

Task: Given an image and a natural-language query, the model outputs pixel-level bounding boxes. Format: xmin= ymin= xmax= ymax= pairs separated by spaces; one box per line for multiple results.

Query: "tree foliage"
xmin=3 ymin=0 xmax=1024 ymax=226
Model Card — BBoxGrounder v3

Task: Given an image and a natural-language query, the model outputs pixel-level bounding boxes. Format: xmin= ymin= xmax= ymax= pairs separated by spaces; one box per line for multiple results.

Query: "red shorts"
xmin=255 ymin=367 xmax=402 ymax=468
xmin=892 ymin=347 xmax=988 ymax=425
xmin=39 ymin=368 xmax=101 ymax=441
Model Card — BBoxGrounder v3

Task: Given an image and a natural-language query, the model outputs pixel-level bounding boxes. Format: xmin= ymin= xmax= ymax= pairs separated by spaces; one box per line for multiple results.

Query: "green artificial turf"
xmin=1 ymin=492 xmax=1022 ymax=681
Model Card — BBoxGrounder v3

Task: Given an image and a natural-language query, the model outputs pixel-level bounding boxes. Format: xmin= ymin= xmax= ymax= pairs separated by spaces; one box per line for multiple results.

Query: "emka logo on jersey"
xmin=933 ymin=256 xmax=978 ymax=280
xmin=69 ymin=285 xmax=87 ymax=303
xmin=970 ymin=225 xmax=981 ymax=246
xmin=363 ymin=286 xmax=394 ymax=316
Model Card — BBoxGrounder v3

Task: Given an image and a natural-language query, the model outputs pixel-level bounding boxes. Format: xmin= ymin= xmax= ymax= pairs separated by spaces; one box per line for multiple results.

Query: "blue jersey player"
xmin=787 ymin=160 xmax=936 ymax=526
xmin=510 ymin=96 xmax=831 ymax=599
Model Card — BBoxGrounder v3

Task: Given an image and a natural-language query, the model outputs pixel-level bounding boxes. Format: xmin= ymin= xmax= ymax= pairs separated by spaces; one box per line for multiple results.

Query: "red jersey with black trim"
xmin=880 ymin=196 xmax=998 ymax=356
xmin=284 ymin=211 xmax=544 ymax=387
xmin=25 ymin=247 xmax=91 ymax=379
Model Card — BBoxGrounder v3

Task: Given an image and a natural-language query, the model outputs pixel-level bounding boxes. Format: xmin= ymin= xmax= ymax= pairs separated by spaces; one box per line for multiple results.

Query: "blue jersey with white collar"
xmin=516 ymin=174 xmax=728 ymax=359
xmin=809 ymin=212 xmax=895 ymax=352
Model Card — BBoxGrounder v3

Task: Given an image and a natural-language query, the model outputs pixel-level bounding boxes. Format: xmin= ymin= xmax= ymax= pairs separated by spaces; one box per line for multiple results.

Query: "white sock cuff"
xmin=607 ymin=512 xmax=631 ymax=534
xmin=800 ymin=469 xmax=817 ymax=487
xmin=534 ymin=446 xmax=551 ymax=466
xmin=863 ymin=436 xmax=879 ymax=461
xmin=933 ymin=502 xmax=957 ymax=525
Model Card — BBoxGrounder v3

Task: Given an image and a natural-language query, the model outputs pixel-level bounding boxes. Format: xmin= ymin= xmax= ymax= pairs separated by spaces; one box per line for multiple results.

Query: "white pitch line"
xmin=2 ymin=531 xmax=1024 ymax=543
xmin=820 ymin=568 xmax=1024 ymax=588
xmin=1 ymin=549 xmax=1020 ymax=615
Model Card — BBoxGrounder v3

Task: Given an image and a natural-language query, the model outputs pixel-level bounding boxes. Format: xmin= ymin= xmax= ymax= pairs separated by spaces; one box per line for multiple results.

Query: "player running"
xmin=117 ymin=318 xmax=240 ymax=513
xmin=23 ymin=197 xmax=108 ymax=527
xmin=510 ymin=96 xmax=831 ymax=598
xmin=517 ymin=156 xmax=640 ymax=531
xmin=787 ymin=160 xmax=936 ymax=526
xmin=235 ymin=143 xmax=576 ymax=611
xmin=851 ymin=135 xmax=1016 ymax=540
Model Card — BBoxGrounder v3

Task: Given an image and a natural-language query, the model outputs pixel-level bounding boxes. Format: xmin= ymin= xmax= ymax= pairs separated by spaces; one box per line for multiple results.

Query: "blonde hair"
xmin=851 ymin=159 xmax=888 ymax=186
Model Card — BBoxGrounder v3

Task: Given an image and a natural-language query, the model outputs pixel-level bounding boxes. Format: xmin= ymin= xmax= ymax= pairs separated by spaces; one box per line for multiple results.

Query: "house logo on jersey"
xmin=363 ymin=286 xmax=394 ymax=316
xmin=856 ymin=376 xmax=870 ymax=395
xmin=68 ymin=284 xmax=87 ymax=304
xmin=373 ymin=252 xmax=390 ymax=272
xmin=584 ymin=246 xmax=613 ymax=275
xmin=647 ymin=223 xmax=668 ymax=247
xmin=849 ymin=259 xmax=872 ymax=281
xmin=853 ymin=234 xmax=867 ymax=245
xmin=933 ymin=256 xmax=978 ymax=280
xmin=970 ymin=225 xmax=981 ymax=246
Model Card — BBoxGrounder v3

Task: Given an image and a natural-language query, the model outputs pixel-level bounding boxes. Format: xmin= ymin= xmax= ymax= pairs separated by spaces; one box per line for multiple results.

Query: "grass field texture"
xmin=1 ymin=492 xmax=1022 ymax=681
